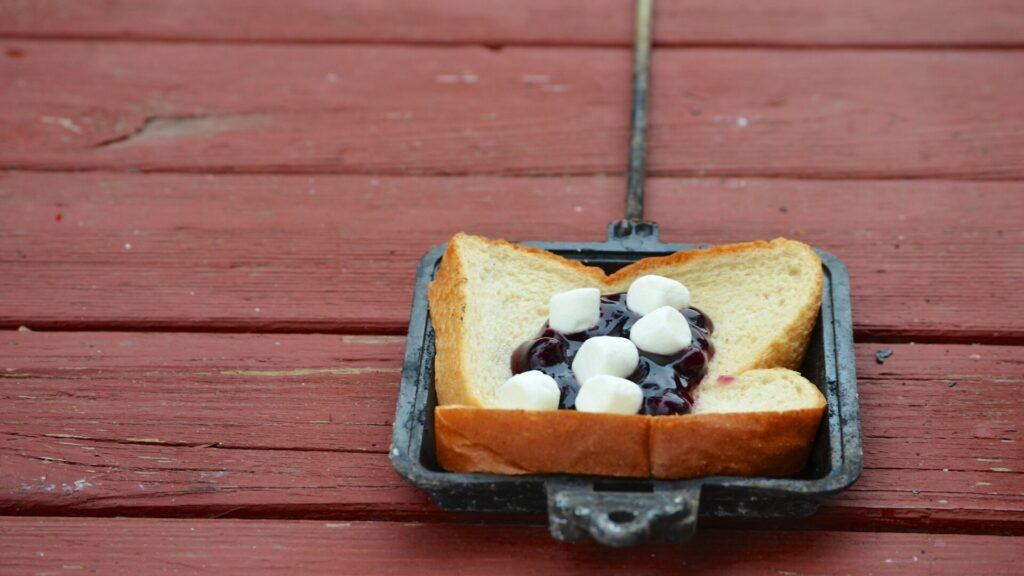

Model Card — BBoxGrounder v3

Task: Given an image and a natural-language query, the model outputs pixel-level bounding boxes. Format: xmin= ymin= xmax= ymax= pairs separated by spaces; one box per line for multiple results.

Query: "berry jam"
xmin=510 ymin=293 xmax=715 ymax=415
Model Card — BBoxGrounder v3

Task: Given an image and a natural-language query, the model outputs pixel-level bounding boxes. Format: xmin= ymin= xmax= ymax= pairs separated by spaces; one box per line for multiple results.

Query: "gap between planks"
xmin=8 ymin=165 xmax=1024 ymax=183
xmin=6 ymin=34 xmax=1024 ymax=51
xmin=5 ymin=324 xmax=1024 ymax=347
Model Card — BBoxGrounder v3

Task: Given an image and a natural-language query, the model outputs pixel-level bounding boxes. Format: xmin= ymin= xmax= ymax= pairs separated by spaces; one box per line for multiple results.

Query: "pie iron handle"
xmin=608 ymin=219 xmax=660 ymax=251
xmin=546 ymin=481 xmax=700 ymax=547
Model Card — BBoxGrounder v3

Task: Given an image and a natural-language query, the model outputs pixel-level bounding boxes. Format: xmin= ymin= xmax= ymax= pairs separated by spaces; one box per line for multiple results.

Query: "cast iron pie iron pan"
xmin=390 ymin=0 xmax=862 ymax=547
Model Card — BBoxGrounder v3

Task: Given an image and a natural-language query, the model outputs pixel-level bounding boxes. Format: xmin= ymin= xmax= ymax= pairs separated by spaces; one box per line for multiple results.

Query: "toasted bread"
xmin=429 ymin=233 xmax=826 ymax=479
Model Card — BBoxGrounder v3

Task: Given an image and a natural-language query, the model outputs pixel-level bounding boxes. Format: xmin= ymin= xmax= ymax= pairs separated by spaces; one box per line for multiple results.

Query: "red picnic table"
xmin=1 ymin=1 xmax=1022 ymax=573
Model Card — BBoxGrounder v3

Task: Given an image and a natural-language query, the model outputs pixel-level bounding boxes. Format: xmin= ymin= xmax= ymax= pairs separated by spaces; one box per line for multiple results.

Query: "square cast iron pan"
xmin=391 ymin=221 xmax=863 ymax=547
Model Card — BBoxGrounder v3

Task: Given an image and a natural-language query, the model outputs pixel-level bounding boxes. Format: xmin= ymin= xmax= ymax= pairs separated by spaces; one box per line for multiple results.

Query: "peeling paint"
xmin=40 ymin=115 xmax=83 ymax=134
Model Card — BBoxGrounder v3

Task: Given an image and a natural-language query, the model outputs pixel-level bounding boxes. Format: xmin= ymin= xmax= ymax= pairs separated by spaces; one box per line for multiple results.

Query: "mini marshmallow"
xmin=626 ymin=275 xmax=691 ymax=316
xmin=496 ymin=370 xmax=561 ymax=411
xmin=571 ymin=335 xmax=639 ymax=386
xmin=629 ymin=305 xmax=693 ymax=355
xmin=575 ymin=375 xmax=643 ymax=415
xmin=548 ymin=287 xmax=601 ymax=334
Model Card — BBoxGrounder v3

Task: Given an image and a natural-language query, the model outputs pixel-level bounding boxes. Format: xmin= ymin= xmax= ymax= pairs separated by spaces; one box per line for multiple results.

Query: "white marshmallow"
xmin=626 ymin=275 xmax=691 ymax=316
xmin=575 ymin=375 xmax=643 ymax=415
xmin=496 ymin=370 xmax=561 ymax=411
xmin=629 ymin=305 xmax=693 ymax=355
xmin=571 ymin=336 xmax=639 ymax=385
xmin=548 ymin=287 xmax=600 ymax=334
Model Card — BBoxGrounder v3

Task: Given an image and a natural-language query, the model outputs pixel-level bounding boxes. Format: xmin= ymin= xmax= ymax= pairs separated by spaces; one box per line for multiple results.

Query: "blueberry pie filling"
xmin=510 ymin=293 xmax=714 ymax=415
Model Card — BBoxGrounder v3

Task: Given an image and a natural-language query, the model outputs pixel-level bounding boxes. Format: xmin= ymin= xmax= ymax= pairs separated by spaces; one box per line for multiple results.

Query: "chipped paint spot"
xmin=124 ymin=438 xmax=163 ymax=443
xmin=40 ymin=115 xmax=83 ymax=134
xmin=324 ymin=523 xmax=351 ymax=529
xmin=435 ymin=72 xmax=478 ymax=84
xmin=991 ymin=467 xmax=1012 ymax=472
xmin=51 ymin=479 xmax=92 ymax=495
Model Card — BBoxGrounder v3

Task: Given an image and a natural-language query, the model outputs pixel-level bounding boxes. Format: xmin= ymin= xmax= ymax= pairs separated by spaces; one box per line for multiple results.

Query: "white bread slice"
xmin=429 ymin=234 xmax=604 ymax=408
xmin=429 ymin=233 xmax=826 ymax=479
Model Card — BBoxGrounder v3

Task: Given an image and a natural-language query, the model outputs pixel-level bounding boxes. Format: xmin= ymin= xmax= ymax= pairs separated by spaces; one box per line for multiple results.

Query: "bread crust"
xmin=428 ymin=234 xmax=826 ymax=479
xmin=435 ymin=404 xmax=826 ymax=479
xmin=427 ymin=235 xmax=471 ymax=406
xmin=435 ymin=407 xmax=650 ymax=477
xmin=649 ymin=407 xmax=826 ymax=478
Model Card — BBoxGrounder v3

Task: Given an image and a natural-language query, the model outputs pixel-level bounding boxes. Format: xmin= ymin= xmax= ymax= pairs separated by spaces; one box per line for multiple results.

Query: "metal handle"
xmin=625 ymin=0 xmax=654 ymax=221
xmin=608 ymin=219 xmax=660 ymax=251
xmin=547 ymin=482 xmax=700 ymax=547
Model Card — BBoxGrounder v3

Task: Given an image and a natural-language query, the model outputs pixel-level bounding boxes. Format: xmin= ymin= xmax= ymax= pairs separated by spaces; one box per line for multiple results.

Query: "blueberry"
xmin=683 ymin=306 xmax=714 ymax=333
xmin=674 ymin=347 xmax=708 ymax=380
xmin=645 ymin=391 xmax=691 ymax=416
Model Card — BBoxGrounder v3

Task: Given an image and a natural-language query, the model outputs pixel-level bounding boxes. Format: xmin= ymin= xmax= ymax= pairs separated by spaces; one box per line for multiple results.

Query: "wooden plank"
xmin=1 ymin=517 xmax=1022 ymax=575
xmin=2 ymin=173 xmax=1021 ymax=340
xmin=3 ymin=42 xmax=1024 ymax=178
xmin=1 ymin=0 xmax=1023 ymax=47
xmin=0 ymin=331 xmax=405 ymax=452
xmin=2 ymin=333 xmax=1021 ymax=533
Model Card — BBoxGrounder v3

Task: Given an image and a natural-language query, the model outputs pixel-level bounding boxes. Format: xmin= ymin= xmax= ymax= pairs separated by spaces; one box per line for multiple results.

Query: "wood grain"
xmin=0 ymin=331 xmax=404 ymax=452
xmin=2 ymin=517 xmax=1022 ymax=575
xmin=2 ymin=0 xmax=1023 ymax=47
xmin=2 ymin=332 xmax=1021 ymax=532
xmin=3 ymin=42 xmax=1024 ymax=178
xmin=2 ymin=173 xmax=1021 ymax=340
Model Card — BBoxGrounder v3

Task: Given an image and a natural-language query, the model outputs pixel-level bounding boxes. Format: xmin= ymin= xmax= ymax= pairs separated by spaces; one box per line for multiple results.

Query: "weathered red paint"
xmin=2 ymin=0 xmax=1022 ymax=568
xmin=2 ymin=43 xmax=1023 ymax=178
